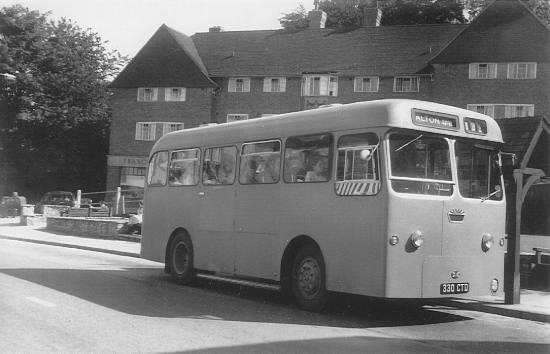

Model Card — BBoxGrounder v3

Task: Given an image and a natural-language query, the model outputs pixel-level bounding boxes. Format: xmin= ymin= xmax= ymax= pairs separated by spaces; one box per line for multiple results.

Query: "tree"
xmin=279 ymin=0 xmax=468 ymax=29
xmin=279 ymin=0 xmax=550 ymax=29
xmin=0 ymin=5 xmax=127 ymax=200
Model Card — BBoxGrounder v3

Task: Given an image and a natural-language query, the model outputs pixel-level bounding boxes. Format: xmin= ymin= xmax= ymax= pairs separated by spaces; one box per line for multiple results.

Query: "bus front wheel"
xmin=168 ymin=232 xmax=194 ymax=285
xmin=291 ymin=246 xmax=328 ymax=312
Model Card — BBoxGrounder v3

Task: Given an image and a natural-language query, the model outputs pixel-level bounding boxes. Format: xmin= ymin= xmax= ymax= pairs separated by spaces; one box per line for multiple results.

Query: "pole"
xmin=76 ymin=190 xmax=81 ymax=208
xmin=505 ymin=170 xmax=522 ymax=304
xmin=115 ymin=187 xmax=121 ymax=215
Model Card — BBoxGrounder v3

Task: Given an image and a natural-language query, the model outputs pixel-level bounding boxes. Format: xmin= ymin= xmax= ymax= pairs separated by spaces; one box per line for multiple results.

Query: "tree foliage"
xmin=279 ymin=0 xmax=550 ymax=29
xmin=0 ymin=5 xmax=127 ymax=199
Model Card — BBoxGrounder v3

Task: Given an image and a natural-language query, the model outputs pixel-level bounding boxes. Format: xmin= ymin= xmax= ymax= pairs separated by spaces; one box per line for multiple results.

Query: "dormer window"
xmin=137 ymin=88 xmax=158 ymax=102
xmin=301 ymin=75 xmax=338 ymax=96
xmin=228 ymin=78 xmax=251 ymax=92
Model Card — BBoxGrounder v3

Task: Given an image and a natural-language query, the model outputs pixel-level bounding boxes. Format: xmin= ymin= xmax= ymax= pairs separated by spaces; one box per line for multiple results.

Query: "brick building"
xmin=107 ymin=0 xmax=549 ymax=216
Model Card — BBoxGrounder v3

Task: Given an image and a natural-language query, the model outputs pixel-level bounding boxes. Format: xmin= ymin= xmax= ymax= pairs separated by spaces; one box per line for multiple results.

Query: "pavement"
xmin=0 ymin=217 xmax=548 ymax=323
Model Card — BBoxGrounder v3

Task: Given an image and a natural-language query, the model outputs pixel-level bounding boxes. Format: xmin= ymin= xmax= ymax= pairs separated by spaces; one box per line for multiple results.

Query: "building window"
xmin=137 ymin=87 xmax=158 ymax=101
xmin=301 ymin=75 xmax=338 ymax=96
xmin=504 ymin=105 xmax=534 ymax=118
xmin=165 ymin=87 xmax=186 ymax=101
xmin=354 ymin=76 xmax=379 ymax=92
xmin=507 ymin=63 xmax=536 ymax=79
xmin=467 ymin=104 xmax=534 ymax=118
xmin=469 ymin=63 xmax=497 ymax=79
xmin=227 ymin=114 xmax=249 ymax=123
xmin=263 ymin=77 xmax=286 ymax=92
xmin=228 ymin=78 xmax=251 ymax=92
xmin=393 ymin=76 xmax=419 ymax=92
xmin=121 ymin=167 xmax=146 ymax=188
xmin=135 ymin=122 xmax=156 ymax=141
xmin=162 ymin=123 xmax=184 ymax=136
xmin=467 ymin=105 xmax=495 ymax=118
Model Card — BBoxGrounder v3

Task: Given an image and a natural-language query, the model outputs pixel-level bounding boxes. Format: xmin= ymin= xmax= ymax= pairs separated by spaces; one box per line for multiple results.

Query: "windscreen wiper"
xmin=395 ymin=134 xmax=423 ymax=152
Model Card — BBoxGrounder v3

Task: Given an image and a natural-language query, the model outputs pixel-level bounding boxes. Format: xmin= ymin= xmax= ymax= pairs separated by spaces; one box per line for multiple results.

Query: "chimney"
xmin=308 ymin=9 xmax=327 ymax=29
xmin=209 ymin=26 xmax=222 ymax=33
xmin=363 ymin=0 xmax=382 ymax=27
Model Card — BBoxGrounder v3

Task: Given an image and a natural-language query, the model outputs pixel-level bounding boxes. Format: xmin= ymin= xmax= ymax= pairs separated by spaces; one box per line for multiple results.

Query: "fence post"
xmin=76 ymin=189 xmax=81 ymax=208
xmin=115 ymin=187 xmax=121 ymax=215
xmin=121 ymin=195 xmax=126 ymax=215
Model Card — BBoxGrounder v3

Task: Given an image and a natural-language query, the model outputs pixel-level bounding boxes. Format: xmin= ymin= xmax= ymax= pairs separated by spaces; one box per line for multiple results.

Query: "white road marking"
xmin=25 ymin=296 xmax=56 ymax=307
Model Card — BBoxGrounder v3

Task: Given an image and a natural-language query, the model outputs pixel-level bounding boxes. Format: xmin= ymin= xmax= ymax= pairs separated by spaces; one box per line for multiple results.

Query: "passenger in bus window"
xmin=217 ymin=151 xmax=235 ymax=184
xmin=284 ymin=150 xmax=306 ymax=182
xmin=305 ymin=156 xmax=328 ymax=182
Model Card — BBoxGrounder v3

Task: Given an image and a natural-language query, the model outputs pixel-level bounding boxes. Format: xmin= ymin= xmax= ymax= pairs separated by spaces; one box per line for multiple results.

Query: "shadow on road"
xmin=1 ymin=266 xmax=471 ymax=328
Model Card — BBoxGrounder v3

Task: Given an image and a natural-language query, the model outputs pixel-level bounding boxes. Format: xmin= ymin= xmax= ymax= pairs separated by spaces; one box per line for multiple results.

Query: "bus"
xmin=141 ymin=99 xmax=506 ymax=311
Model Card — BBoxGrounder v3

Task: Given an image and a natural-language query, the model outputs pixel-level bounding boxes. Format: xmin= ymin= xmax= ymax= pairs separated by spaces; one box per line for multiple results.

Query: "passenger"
xmin=305 ymin=156 xmax=327 ymax=182
xmin=217 ymin=152 xmax=235 ymax=184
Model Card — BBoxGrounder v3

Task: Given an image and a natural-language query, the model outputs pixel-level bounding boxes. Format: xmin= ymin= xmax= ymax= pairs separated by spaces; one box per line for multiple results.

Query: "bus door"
xmin=196 ymin=146 xmax=238 ymax=275
xmin=233 ymin=140 xmax=282 ymax=279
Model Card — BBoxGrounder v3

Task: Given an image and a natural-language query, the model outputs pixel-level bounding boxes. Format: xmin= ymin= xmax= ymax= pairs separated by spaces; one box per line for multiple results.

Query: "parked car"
xmin=34 ymin=191 xmax=76 ymax=214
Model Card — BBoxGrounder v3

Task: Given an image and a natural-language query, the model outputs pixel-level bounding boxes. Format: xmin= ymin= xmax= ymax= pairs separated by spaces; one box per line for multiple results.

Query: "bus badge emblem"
xmin=451 ymin=270 xmax=461 ymax=279
xmin=448 ymin=209 xmax=465 ymax=223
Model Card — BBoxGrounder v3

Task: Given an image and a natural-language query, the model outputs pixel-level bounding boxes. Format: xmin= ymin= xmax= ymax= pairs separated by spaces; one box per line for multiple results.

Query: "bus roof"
xmin=151 ymin=99 xmax=503 ymax=153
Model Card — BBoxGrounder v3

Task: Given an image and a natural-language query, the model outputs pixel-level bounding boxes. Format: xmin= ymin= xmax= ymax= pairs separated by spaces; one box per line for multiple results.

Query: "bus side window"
xmin=203 ymin=146 xmax=237 ymax=185
xmin=147 ymin=151 xmax=168 ymax=186
xmin=335 ymin=133 xmax=380 ymax=196
xmin=169 ymin=148 xmax=200 ymax=186
xmin=240 ymin=140 xmax=281 ymax=184
xmin=284 ymin=133 xmax=332 ymax=183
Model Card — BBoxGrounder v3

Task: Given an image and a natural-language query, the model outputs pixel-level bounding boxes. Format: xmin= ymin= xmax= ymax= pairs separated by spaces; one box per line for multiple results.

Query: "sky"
xmin=1 ymin=0 xmax=307 ymax=57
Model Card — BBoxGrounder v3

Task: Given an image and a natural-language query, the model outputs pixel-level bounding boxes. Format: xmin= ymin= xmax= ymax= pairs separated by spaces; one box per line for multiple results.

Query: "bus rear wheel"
xmin=169 ymin=232 xmax=194 ymax=285
xmin=291 ymin=246 xmax=328 ymax=312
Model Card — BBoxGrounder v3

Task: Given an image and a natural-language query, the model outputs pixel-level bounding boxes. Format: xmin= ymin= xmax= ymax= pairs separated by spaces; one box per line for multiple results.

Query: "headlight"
xmin=481 ymin=233 xmax=494 ymax=252
xmin=409 ymin=230 xmax=424 ymax=249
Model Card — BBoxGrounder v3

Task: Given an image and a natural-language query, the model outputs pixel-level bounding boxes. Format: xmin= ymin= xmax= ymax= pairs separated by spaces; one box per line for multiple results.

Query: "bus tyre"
xmin=291 ymin=246 xmax=328 ymax=312
xmin=169 ymin=233 xmax=194 ymax=285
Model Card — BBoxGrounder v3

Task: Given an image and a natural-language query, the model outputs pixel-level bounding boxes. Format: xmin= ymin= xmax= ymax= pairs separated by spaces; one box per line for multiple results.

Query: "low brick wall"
xmin=46 ymin=216 xmax=129 ymax=239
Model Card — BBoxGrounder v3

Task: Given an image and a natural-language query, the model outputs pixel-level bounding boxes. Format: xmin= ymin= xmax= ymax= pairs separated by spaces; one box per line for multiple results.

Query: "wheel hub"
xmin=298 ymin=257 xmax=320 ymax=298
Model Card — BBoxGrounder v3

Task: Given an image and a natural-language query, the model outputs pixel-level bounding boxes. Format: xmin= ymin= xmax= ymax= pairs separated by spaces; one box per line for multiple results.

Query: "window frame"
xmin=263 ymin=77 xmax=287 ymax=92
xmin=164 ymin=87 xmax=186 ymax=101
xmin=135 ymin=122 xmax=157 ymax=141
xmin=161 ymin=122 xmax=184 ymax=136
xmin=335 ymin=132 xmax=381 ymax=196
xmin=354 ymin=76 xmax=379 ymax=92
xmin=393 ymin=76 xmax=419 ymax=92
xmin=468 ymin=63 xmax=497 ymax=79
xmin=301 ymin=74 xmax=338 ymax=97
xmin=239 ymin=139 xmax=282 ymax=185
xmin=227 ymin=114 xmax=249 ymax=123
xmin=507 ymin=62 xmax=537 ymax=79
xmin=283 ymin=133 xmax=334 ymax=184
xmin=137 ymin=87 xmax=158 ymax=102
xmin=202 ymin=145 xmax=238 ymax=186
xmin=146 ymin=151 xmax=169 ymax=186
xmin=168 ymin=148 xmax=201 ymax=186
xmin=228 ymin=77 xmax=251 ymax=93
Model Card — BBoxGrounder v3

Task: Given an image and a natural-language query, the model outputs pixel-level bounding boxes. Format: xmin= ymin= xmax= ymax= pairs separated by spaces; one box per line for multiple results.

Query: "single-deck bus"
xmin=141 ymin=99 xmax=506 ymax=311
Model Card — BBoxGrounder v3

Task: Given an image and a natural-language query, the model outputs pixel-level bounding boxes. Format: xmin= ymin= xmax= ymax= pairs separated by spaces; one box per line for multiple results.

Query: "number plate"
xmin=440 ymin=282 xmax=469 ymax=295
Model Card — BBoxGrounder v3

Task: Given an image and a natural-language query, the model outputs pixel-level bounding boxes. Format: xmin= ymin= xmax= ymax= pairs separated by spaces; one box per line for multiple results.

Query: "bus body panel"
xmin=196 ymin=184 xmax=236 ymax=274
xmin=386 ymin=195 xmax=444 ymax=298
xmin=141 ymin=99 xmax=506 ymax=303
